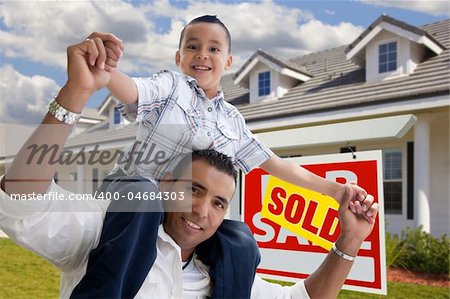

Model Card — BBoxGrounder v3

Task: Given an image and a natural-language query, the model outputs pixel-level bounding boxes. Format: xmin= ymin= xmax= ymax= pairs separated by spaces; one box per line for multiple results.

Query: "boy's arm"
xmin=85 ymin=32 xmax=138 ymax=104
xmin=260 ymin=155 xmax=373 ymax=220
xmin=107 ymin=69 xmax=138 ymax=104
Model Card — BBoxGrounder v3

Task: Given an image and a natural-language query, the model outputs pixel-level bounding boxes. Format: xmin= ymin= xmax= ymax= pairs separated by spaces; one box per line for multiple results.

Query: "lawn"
xmin=1 ymin=238 xmax=448 ymax=298
xmin=0 ymin=238 xmax=59 ymax=299
xmin=338 ymin=284 xmax=449 ymax=299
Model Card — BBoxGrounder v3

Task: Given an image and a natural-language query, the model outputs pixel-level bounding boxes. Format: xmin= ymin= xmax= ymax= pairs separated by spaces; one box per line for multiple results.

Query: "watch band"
xmin=48 ymin=97 xmax=81 ymax=125
xmin=332 ymin=243 xmax=356 ymax=262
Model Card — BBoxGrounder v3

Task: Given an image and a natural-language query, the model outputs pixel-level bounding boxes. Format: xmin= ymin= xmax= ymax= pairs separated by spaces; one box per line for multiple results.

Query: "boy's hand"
xmin=347 ymin=182 xmax=374 ymax=220
xmin=335 ymin=182 xmax=375 ymax=223
xmin=85 ymin=32 xmax=124 ymax=72
xmin=64 ymin=33 xmax=123 ymax=106
xmin=337 ymin=185 xmax=379 ymax=254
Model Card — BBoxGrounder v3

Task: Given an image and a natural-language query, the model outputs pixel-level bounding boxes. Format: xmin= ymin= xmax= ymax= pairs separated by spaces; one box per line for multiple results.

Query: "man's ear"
xmin=225 ymin=55 xmax=233 ymax=71
xmin=175 ymin=50 xmax=181 ymax=66
xmin=160 ymin=172 xmax=174 ymax=192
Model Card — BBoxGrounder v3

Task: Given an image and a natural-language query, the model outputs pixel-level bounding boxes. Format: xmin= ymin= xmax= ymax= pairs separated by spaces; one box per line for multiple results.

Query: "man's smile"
xmin=181 ymin=216 xmax=203 ymax=230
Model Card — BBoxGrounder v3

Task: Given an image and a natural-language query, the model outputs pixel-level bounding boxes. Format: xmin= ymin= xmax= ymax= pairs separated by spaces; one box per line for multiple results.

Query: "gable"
xmin=346 ymin=15 xmax=444 ymax=66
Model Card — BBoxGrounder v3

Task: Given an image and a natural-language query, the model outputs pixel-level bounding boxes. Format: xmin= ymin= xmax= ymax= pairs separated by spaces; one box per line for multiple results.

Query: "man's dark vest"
xmin=70 ymin=174 xmax=260 ymax=299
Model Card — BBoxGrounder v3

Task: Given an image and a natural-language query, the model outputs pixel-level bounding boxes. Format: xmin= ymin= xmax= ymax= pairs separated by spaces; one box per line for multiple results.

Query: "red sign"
xmin=242 ymin=151 xmax=387 ymax=295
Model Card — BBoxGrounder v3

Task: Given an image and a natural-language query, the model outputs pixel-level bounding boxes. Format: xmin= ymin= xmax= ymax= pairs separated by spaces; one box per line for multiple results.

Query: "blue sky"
xmin=0 ymin=0 xmax=448 ymax=124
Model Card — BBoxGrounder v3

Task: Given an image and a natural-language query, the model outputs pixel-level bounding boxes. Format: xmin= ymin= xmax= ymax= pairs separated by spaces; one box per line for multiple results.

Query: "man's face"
xmin=162 ymin=159 xmax=236 ymax=257
xmin=175 ymin=22 xmax=233 ymax=99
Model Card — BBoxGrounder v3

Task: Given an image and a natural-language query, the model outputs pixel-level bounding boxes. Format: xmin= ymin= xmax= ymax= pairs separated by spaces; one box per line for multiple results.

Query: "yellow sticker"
xmin=261 ymin=176 xmax=340 ymax=250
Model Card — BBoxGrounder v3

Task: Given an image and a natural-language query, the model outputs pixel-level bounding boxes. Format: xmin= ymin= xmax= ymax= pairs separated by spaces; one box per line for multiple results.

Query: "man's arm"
xmin=304 ymin=184 xmax=379 ymax=298
xmin=260 ymin=155 xmax=373 ymax=221
xmin=249 ymin=186 xmax=378 ymax=299
xmin=1 ymin=34 xmax=123 ymax=196
xmin=0 ymin=34 xmax=120 ymax=271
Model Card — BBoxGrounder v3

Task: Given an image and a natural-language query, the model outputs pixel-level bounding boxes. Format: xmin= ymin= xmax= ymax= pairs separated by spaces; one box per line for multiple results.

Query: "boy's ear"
xmin=175 ymin=50 xmax=181 ymax=66
xmin=225 ymin=55 xmax=233 ymax=71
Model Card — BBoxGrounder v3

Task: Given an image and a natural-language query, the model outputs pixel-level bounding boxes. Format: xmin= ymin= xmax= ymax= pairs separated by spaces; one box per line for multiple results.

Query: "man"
xmin=1 ymin=149 xmax=378 ymax=298
xmin=0 ymin=21 xmax=378 ymax=297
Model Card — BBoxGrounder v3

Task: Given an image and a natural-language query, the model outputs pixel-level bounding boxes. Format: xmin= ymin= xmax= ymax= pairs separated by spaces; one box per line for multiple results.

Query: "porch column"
xmin=77 ymin=164 xmax=85 ymax=194
xmin=413 ymin=116 xmax=431 ymax=233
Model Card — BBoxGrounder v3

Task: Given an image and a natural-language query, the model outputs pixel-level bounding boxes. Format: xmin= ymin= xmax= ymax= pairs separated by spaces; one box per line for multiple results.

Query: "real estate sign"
xmin=242 ymin=151 xmax=387 ymax=295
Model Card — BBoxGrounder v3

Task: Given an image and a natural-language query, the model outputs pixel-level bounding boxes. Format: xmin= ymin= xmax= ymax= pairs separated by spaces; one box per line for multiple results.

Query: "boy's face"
xmin=175 ymin=22 xmax=233 ymax=99
xmin=161 ymin=159 xmax=235 ymax=258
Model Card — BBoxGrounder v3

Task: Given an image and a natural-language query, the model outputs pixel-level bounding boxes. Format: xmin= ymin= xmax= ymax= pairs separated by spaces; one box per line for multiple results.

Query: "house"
xmin=224 ymin=15 xmax=449 ymax=236
xmin=1 ymin=15 xmax=448 ymax=237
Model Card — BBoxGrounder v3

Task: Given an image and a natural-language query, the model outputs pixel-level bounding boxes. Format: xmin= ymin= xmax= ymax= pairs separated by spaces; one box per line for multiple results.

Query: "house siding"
xmin=429 ymin=114 xmax=449 ymax=237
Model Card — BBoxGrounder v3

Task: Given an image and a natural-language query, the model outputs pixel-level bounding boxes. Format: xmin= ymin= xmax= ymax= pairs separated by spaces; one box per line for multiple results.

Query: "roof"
xmin=0 ymin=123 xmax=36 ymax=158
xmin=80 ymin=107 xmax=106 ymax=122
xmin=98 ymin=94 xmax=119 ymax=116
xmin=223 ymin=17 xmax=449 ymax=122
xmin=64 ymin=123 xmax=138 ymax=149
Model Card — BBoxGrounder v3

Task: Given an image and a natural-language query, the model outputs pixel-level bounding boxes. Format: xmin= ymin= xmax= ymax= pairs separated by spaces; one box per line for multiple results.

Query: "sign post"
xmin=242 ymin=151 xmax=387 ymax=295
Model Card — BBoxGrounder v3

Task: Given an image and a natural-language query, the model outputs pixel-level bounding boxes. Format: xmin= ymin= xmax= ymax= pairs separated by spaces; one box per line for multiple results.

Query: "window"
xmin=258 ymin=71 xmax=271 ymax=96
xmin=383 ymin=150 xmax=402 ymax=214
xmin=378 ymin=42 xmax=397 ymax=73
xmin=114 ymin=107 xmax=121 ymax=124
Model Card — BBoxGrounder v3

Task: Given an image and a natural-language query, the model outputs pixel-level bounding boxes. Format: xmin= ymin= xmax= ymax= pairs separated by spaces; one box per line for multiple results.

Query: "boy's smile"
xmin=176 ymin=22 xmax=233 ymax=99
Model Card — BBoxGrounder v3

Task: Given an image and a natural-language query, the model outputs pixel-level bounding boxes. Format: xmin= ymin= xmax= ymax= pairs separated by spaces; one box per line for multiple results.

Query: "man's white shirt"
xmin=0 ymin=179 xmax=310 ymax=298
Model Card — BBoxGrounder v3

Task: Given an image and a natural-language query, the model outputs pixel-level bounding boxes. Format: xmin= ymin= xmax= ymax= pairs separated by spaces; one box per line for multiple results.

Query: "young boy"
xmin=91 ymin=15 xmax=373 ymax=215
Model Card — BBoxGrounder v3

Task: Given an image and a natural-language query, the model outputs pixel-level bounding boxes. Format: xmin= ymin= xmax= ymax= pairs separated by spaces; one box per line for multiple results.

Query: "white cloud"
xmin=0 ymin=65 xmax=60 ymax=124
xmin=360 ymin=0 xmax=449 ymax=17
xmin=294 ymin=20 xmax=363 ymax=53
xmin=145 ymin=0 xmax=363 ymax=67
xmin=0 ymin=0 xmax=365 ymax=75
xmin=0 ymin=1 xmax=152 ymax=70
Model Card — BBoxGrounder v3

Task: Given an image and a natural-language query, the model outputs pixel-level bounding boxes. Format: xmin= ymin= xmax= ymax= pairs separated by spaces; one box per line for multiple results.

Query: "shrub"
xmin=390 ymin=227 xmax=450 ymax=274
xmin=385 ymin=231 xmax=407 ymax=269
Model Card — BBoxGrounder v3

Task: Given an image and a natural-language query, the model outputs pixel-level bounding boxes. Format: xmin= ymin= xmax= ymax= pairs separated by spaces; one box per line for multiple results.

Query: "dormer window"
xmin=233 ymin=49 xmax=312 ymax=104
xmin=378 ymin=41 xmax=397 ymax=73
xmin=113 ymin=107 xmax=121 ymax=124
xmin=345 ymin=15 xmax=444 ymax=83
xmin=258 ymin=71 xmax=271 ymax=96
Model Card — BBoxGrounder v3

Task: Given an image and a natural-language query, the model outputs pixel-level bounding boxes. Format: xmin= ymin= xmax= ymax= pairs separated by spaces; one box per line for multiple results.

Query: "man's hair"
xmin=178 ymin=15 xmax=231 ymax=53
xmin=172 ymin=149 xmax=237 ymax=183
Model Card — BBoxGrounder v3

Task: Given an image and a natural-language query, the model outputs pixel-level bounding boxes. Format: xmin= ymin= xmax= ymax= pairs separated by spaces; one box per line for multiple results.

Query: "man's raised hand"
xmin=65 ymin=32 xmax=123 ymax=104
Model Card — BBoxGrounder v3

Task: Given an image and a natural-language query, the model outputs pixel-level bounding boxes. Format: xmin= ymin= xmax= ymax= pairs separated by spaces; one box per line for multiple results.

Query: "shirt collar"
xmin=183 ymin=74 xmax=225 ymax=103
xmin=159 ymin=225 xmax=182 ymax=254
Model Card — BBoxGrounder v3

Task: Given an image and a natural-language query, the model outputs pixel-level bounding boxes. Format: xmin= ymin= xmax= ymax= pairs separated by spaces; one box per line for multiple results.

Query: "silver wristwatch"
xmin=48 ymin=97 xmax=81 ymax=125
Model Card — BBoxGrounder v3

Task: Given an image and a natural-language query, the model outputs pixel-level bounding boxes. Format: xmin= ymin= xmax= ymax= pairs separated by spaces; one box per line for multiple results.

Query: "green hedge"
xmin=386 ymin=227 xmax=449 ymax=274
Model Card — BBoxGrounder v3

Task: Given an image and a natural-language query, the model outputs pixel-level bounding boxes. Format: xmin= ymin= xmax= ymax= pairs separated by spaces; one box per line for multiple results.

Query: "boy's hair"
xmin=178 ymin=15 xmax=231 ymax=53
xmin=172 ymin=149 xmax=237 ymax=183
